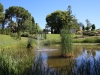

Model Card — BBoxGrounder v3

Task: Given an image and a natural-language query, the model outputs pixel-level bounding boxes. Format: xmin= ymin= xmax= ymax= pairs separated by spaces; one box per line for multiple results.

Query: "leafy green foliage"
xmin=5 ymin=6 xmax=33 ymax=32
xmin=27 ymin=38 xmax=33 ymax=48
xmin=0 ymin=3 xmax=4 ymax=12
xmin=61 ymin=29 xmax=73 ymax=54
xmin=85 ymin=19 xmax=91 ymax=30
xmin=21 ymin=32 xmax=29 ymax=37
xmin=85 ymin=26 xmax=90 ymax=31
xmin=0 ymin=3 xmax=5 ymax=32
xmin=46 ymin=7 xmax=79 ymax=33
xmin=91 ymin=24 xmax=95 ymax=31
xmin=0 ymin=50 xmax=33 ymax=75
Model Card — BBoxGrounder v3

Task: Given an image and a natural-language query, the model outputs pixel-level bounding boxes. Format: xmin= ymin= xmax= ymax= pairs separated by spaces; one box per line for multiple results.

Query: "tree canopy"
xmin=0 ymin=3 xmax=5 ymax=29
xmin=0 ymin=3 xmax=4 ymax=12
xmin=46 ymin=6 xmax=79 ymax=33
xmin=5 ymin=6 xmax=33 ymax=31
xmin=46 ymin=10 xmax=68 ymax=33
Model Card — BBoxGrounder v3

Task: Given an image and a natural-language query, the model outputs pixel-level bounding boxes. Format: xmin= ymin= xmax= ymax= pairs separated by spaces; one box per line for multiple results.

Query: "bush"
xmin=76 ymin=31 xmax=82 ymax=35
xmin=21 ymin=33 xmax=28 ymax=37
xmin=10 ymin=33 xmax=16 ymax=37
xmin=95 ymin=37 xmax=100 ymax=43
xmin=82 ymin=38 xmax=95 ymax=43
xmin=27 ymin=38 xmax=33 ymax=48
xmin=83 ymin=31 xmax=98 ymax=36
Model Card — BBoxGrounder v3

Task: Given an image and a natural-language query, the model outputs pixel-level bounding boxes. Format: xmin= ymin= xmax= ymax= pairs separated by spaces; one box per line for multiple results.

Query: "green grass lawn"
xmin=45 ymin=34 xmax=100 ymax=45
xmin=47 ymin=34 xmax=60 ymax=40
xmin=1 ymin=34 xmax=100 ymax=50
xmin=0 ymin=34 xmax=29 ymax=50
xmin=46 ymin=34 xmax=82 ymax=39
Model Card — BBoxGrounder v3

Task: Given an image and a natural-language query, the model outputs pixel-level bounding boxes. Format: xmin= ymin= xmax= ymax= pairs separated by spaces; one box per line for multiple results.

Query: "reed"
xmin=60 ymin=29 xmax=73 ymax=55
xmin=0 ymin=50 xmax=33 ymax=75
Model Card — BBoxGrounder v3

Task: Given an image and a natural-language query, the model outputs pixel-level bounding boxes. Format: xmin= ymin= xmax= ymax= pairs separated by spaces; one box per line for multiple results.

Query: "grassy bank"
xmin=73 ymin=36 xmax=100 ymax=43
xmin=1 ymin=34 xmax=100 ymax=50
xmin=43 ymin=34 xmax=100 ymax=45
xmin=0 ymin=34 xmax=37 ymax=50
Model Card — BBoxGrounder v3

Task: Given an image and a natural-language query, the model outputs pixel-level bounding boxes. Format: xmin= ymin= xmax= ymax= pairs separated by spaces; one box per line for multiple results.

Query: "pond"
xmin=4 ymin=44 xmax=100 ymax=75
xmin=34 ymin=45 xmax=100 ymax=65
xmin=32 ymin=45 xmax=100 ymax=75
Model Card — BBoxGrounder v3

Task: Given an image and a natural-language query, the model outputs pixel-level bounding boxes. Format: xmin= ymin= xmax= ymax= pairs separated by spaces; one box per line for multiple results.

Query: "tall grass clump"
xmin=27 ymin=38 xmax=33 ymax=48
xmin=27 ymin=38 xmax=37 ymax=49
xmin=0 ymin=50 xmax=33 ymax=75
xmin=60 ymin=29 xmax=73 ymax=57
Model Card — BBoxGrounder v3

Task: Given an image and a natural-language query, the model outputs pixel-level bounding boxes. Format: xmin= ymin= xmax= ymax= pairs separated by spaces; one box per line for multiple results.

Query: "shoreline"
xmin=73 ymin=43 xmax=100 ymax=45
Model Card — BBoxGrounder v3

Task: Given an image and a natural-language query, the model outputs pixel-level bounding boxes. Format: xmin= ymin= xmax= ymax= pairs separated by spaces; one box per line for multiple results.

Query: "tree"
xmin=46 ymin=10 xmax=66 ymax=33
xmin=8 ymin=20 xmax=16 ymax=33
xmin=0 ymin=3 xmax=5 ymax=31
xmin=5 ymin=6 xmax=32 ymax=32
xmin=46 ymin=9 xmax=76 ymax=33
xmin=78 ymin=22 xmax=84 ymax=30
xmin=85 ymin=19 xmax=91 ymax=30
xmin=0 ymin=3 xmax=4 ymax=12
xmin=46 ymin=8 xmax=79 ymax=34
xmin=29 ymin=17 xmax=35 ymax=34
xmin=82 ymin=25 xmax=85 ymax=31
xmin=91 ymin=24 xmax=96 ymax=31
xmin=31 ymin=17 xmax=35 ymax=24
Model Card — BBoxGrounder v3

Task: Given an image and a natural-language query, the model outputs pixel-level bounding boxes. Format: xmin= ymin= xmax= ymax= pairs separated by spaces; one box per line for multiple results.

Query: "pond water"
xmin=34 ymin=45 xmax=100 ymax=66
xmin=32 ymin=45 xmax=100 ymax=75
xmin=8 ymin=44 xmax=100 ymax=74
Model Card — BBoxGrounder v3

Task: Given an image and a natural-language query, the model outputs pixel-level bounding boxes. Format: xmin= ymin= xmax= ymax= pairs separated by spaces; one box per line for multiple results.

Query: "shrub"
xmin=82 ymin=38 xmax=95 ymax=43
xmin=95 ymin=37 xmax=100 ymax=43
xmin=27 ymin=38 xmax=33 ymax=48
xmin=76 ymin=31 xmax=82 ymax=35
xmin=21 ymin=33 xmax=28 ymax=37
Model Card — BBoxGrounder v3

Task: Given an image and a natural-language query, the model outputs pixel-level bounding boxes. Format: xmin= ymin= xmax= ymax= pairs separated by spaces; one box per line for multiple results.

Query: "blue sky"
xmin=0 ymin=0 xmax=100 ymax=29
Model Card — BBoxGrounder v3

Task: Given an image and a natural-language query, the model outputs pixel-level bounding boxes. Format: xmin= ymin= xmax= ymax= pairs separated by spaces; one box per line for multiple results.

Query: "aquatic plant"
xmin=60 ymin=28 xmax=73 ymax=57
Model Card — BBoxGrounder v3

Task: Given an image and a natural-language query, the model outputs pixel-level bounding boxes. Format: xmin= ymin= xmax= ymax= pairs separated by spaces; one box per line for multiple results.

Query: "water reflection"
xmin=22 ymin=45 xmax=100 ymax=75
xmin=34 ymin=45 xmax=100 ymax=67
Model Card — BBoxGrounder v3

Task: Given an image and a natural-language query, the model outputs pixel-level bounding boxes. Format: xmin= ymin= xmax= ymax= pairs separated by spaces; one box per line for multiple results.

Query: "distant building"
xmin=70 ymin=28 xmax=77 ymax=33
xmin=48 ymin=31 xmax=51 ymax=34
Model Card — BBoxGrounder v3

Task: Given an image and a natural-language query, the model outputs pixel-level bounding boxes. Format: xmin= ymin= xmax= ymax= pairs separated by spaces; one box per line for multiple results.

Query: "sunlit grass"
xmin=0 ymin=34 xmax=36 ymax=50
xmin=0 ymin=50 xmax=34 ymax=75
xmin=47 ymin=34 xmax=60 ymax=40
